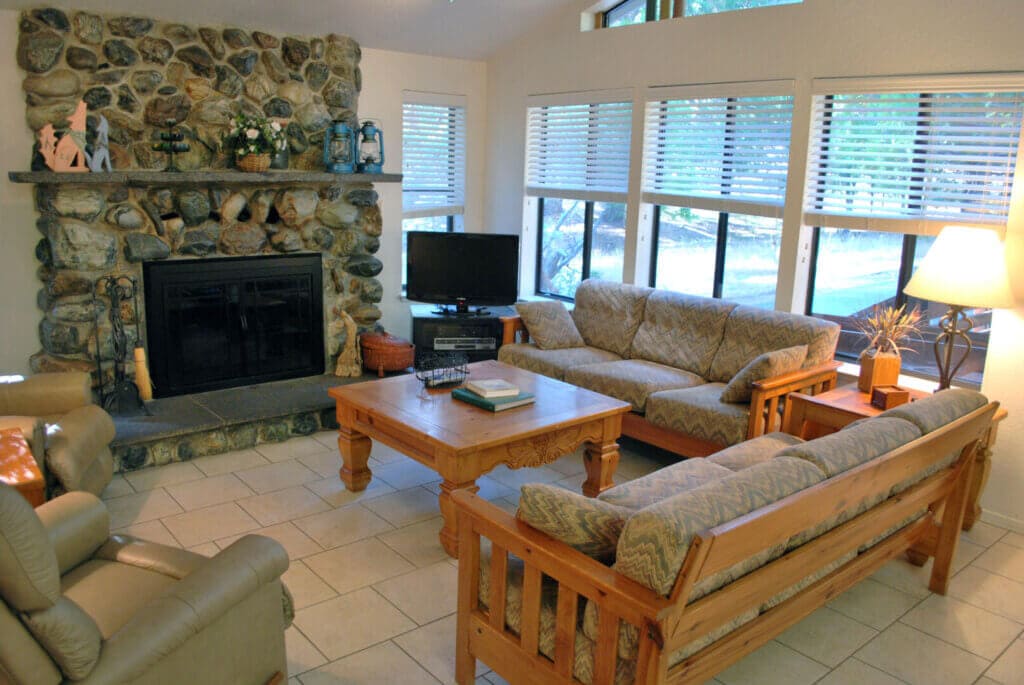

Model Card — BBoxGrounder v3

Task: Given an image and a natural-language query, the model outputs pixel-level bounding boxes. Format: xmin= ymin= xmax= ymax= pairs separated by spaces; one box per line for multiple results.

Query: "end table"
xmin=782 ymin=385 xmax=1006 ymax=531
xmin=0 ymin=428 xmax=44 ymax=507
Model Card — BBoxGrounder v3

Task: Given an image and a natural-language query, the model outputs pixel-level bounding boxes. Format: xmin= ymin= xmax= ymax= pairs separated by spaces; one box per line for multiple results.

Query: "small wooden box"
xmin=870 ymin=385 xmax=911 ymax=410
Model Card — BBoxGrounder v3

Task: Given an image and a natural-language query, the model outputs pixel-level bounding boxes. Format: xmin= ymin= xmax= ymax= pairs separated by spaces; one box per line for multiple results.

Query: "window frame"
xmin=602 ymin=0 xmax=659 ymax=27
xmin=537 ymin=197 xmax=629 ymax=301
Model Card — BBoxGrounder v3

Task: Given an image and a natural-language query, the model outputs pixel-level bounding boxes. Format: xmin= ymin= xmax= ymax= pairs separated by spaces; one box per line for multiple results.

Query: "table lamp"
xmin=903 ymin=225 xmax=1017 ymax=389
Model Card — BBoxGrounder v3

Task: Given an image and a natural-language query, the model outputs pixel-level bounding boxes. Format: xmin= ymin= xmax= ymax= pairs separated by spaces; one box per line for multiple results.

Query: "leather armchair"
xmin=0 ymin=372 xmax=115 ymax=497
xmin=0 ymin=483 xmax=293 ymax=684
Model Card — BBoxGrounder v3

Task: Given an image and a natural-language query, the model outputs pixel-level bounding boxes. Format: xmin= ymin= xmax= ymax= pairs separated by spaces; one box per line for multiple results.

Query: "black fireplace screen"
xmin=143 ymin=254 xmax=325 ymax=398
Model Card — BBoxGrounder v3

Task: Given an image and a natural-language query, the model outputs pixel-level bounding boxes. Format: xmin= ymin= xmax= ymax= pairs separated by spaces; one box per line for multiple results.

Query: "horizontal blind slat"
xmin=402 ymin=102 xmax=466 ymax=213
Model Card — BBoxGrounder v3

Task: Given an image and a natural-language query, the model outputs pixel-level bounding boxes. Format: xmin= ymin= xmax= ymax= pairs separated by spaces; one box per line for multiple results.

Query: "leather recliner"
xmin=0 ymin=483 xmax=293 ymax=684
xmin=0 ymin=372 xmax=116 ymax=497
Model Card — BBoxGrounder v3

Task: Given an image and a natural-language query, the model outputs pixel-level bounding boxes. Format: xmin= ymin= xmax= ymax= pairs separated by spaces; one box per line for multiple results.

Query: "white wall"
xmin=483 ymin=0 xmax=1024 ymax=529
xmin=0 ymin=10 xmax=45 ymax=375
xmin=359 ymin=47 xmax=487 ymax=339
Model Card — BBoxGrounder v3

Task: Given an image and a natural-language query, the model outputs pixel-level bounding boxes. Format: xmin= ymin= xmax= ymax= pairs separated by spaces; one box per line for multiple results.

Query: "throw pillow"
xmin=515 ymin=301 xmax=585 ymax=350
xmin=517 ymin=483 xmax=631 ymax=562
xmin=720 ymin=344 xmax=808 ymax=404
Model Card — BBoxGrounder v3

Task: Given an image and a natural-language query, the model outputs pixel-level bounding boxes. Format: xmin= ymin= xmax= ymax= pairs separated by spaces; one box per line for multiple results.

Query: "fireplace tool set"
xmin=93 ymin=275 xmax=152 ymax=416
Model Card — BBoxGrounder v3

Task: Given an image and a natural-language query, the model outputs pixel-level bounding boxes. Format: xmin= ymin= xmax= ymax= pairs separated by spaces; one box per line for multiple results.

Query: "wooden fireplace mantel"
xmin=8 ymin=170 xmax=402 ymax=186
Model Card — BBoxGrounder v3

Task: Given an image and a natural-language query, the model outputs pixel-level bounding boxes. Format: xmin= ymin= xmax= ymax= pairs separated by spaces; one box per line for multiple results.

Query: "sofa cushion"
xmin=22 ymin=597 xmax=101 ymax=680
xmin=879 ymin=388 xmax=988 ymax=434
xmin=515 ymin=301 xmax=585 ymax=350
xmin=707 ymin=305 xmax=840 ymax=383
xmin=517 ymin=484 xmax=632 ymax=562
xmin=720 ymin=344 xmax=808 ymax=403
xmin=564 ymin=360 xmax=704 ymax=412
xmin=598 ymin=458 xmax=733 ymax=510
xmin=629 ymin=290 xmax=737 ymax=377
xmin=613 ymin=456 xmax=826 ymax=596
xmin=61 ymin=559 xmax=178 ymax=639
xmin=707 ymin=432 xmax=805 ymax=471
xmin=497 ymin=344 xmax=621 ymax=381
xmin=775 ymin=417 xmax=922 ymax=478
xmin=646 ymin=383 xmax=750 ymax=447
xmin=571 ymin=280 xmax=651 ymax=358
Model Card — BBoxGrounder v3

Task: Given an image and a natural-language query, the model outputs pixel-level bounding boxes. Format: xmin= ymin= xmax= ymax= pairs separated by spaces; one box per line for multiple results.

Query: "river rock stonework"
xmin=18 ymin=9 xmax=381 ymax=384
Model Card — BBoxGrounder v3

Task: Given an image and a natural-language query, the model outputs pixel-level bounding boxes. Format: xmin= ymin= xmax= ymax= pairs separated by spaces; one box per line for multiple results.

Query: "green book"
xmin=452 ymin=387 xmax=535 ymax=412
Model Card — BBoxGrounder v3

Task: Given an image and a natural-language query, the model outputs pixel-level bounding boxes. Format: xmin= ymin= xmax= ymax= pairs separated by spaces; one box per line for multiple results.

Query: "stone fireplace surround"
xmin=11 ymin=8 xmax=404 ymax=470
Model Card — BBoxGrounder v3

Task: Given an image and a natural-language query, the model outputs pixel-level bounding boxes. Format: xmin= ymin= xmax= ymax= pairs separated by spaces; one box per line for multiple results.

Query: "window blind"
xmin=402 ymin=101 xmax=466 ymax=219
xmin=525 ymin=100 xmax=633 ymax=201
xmin=804 ymin=90 xmax=1024 ymax=234
xmin=642 ymin=94 xmax=794 ymax=217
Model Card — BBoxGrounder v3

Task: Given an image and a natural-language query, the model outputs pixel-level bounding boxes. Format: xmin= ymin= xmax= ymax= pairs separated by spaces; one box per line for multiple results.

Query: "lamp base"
xmin=934 ymin=305 xmax=973 ymax=390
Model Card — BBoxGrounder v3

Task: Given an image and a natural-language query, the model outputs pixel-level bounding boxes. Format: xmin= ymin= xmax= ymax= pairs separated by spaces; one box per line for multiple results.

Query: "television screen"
xmin=406 ymin=231 xmax=520 ymax=307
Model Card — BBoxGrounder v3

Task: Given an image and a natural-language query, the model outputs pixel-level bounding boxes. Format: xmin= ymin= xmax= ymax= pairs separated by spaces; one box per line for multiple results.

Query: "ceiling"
xmin=0 ymin=0 xmax=580 ymax=60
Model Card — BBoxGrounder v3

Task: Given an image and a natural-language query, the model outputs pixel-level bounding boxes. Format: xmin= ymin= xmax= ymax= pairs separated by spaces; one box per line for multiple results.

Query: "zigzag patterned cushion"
xmin=613 ymin=456 xmax=826 ymax=596
xmin=646 ymin=383 xmax=750 ymax=446
xmin=879 ymin=388 xmax=988 ymax=434
xmin=517 ymin=484 xmax=633 ymax=562
xmin=564 ymin=359 xmax=704 ymax=412
xmin=774 ymin=417 xmax=922 ymax=478
xmin=515 ymin=301 xmax=585 ymax=350
xmin=629 ymin=290 xmax=737 ymax=377
xmin=719 ymin=344 xmax=808 ymax=403
xmin=570 ymin=280 xmax=651 ymax=358
xmin=707 ymin=305 xmax=840 ymax=383
xmin=707 ymin=431 xmax=805 ymax=471
xmin=496 ymin=344 xmax=621 ymax=381
xmin=598 ymin=458 xmax=732 ymax=510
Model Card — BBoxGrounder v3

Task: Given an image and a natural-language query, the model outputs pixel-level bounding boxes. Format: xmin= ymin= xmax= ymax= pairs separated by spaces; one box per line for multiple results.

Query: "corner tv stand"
xmin=411 ymin=303 xmax=515 ymax=364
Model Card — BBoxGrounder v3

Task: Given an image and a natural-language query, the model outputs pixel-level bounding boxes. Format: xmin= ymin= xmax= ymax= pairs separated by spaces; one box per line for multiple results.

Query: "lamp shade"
xmin=903 ymin=225 xmax=1017 ymax=309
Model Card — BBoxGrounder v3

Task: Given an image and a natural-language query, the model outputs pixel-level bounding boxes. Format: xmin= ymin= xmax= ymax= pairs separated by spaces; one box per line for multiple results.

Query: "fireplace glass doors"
xmin=144 ymin=254 xmax=325 ymax=397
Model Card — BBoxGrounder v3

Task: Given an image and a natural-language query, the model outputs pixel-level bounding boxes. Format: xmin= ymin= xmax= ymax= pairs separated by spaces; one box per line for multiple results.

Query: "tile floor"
xmin=101 ymin=432 xmax=1024 ymax=685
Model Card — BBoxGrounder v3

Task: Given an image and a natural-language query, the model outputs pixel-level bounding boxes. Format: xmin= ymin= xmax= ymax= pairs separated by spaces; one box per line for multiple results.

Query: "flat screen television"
xmin=406 ymin=231 xmax=520 ymax=311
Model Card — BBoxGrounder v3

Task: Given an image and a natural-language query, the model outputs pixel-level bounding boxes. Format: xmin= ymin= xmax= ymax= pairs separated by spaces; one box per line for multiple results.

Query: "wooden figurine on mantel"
xmin=38 ymin=100 xmax=89 ymax=173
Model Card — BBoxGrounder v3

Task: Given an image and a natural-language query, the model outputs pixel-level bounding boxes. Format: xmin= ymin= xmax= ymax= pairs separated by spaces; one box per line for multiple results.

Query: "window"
xmin=604 ymin=0 xmax=655 ymax=27
xmin=804 ymin=82 xmax=1024 ymax=385
xmin=402 ymin=94 xmax=467 ymax=286
xmin=526 ymin=94 xmax=633 ymax=299
xmin=643 ymin=85 xmax=794 ymax=308
xmin=683 ymin=0 xmax=801 ymax=17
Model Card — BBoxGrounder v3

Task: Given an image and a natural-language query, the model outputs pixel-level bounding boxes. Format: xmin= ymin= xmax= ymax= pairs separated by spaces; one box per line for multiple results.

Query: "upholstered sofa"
xmin=453 ymin=388 xmax=997 ymax=685
xmin=0 ymin=483 xmax=292 ymax=684
xmin=498 ymin=280 xmax=841 ymax=457
xmin=0 ymin=373 xmax=115 ymax=497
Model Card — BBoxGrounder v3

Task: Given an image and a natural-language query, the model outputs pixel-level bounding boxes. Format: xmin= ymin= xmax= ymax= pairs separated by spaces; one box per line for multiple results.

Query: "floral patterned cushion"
xmin=719 ymin=344 xmax=808 ymax=403
xmin=571 ymin=280 xmax=651 ymax=358
xmin=629 ymin=290 xmax=737 ymax=377
xmin=496 ymin=344 xmax=621 ymax=381
xmin=707 ymin=305 xmax=840 ymax=383
xmin=564 ymin=360 xmax=704 ymax=413
xmin=707 ymin=432 xmax=805 ymax=471
xmin=646 ymin=383 xmax=750 ymax=447
xmin=517 ymin=484 xmax=632 ymax=562
xmin=515 ymin=301 xmax=585 ymax=350
xmin=598 ymin=458 xmax=733 ymax=510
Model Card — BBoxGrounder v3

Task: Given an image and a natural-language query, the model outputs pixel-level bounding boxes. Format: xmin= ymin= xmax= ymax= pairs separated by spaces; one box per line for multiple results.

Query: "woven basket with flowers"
xmin=224 ymin=114 xmax=287 ymax=172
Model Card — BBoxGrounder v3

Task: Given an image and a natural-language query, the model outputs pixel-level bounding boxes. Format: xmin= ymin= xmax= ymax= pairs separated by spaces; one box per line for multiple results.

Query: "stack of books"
xmin=452 ymin=378 xmax=535 ymax=412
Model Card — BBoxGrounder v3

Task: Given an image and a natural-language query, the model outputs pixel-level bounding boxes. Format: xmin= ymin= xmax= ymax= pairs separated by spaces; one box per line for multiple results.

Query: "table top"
xmin=328 ymin=360 xmax=631 ymax=453
xmin=0 ymin=428 xmax=42 ymax=489
xmin=799 ymin=385 xmax=930 ymax=417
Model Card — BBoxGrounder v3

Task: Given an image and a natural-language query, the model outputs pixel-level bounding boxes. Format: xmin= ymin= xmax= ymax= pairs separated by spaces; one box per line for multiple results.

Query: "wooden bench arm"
xmin=747 ymin=361 xmax=840 ymax=438
xmin=500 ymin=315 xmax=529 ymax=345
xmin=452 ymin=490 xmax=672 ymax=626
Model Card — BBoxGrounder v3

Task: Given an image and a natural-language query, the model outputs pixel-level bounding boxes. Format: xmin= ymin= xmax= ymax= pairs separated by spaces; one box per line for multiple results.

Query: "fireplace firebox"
xmin=143 ymin=254 xmax=325 ymax=398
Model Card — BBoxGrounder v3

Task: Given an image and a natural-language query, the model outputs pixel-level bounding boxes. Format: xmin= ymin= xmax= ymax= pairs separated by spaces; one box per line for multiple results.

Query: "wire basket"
xmin=415 ymin=352 xmax=469 ymax=388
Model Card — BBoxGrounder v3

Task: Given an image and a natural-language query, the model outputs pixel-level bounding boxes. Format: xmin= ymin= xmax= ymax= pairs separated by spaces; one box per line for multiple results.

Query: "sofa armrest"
xmin=747 ymin=361 xmax=840 ymax=438
xmin=36 ymin=491 xmax=110 ymax=574
xmin=500 ymin=314 xmax=529 ymax=345
xmin=78 ymin=535 xmax=289 ymax=685
xmin=0 ymin=373 xmax=93 ymax=417
xmin=46 ymin=405 xmax=116 ymax=493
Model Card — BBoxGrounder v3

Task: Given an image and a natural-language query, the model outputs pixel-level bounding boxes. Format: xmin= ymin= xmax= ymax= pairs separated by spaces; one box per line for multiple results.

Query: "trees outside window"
xmin=538 ymin=199 xmax=625 ymax=299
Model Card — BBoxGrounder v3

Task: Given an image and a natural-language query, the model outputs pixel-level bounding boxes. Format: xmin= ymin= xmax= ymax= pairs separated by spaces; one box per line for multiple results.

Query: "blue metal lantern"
xmin=356 ymin=120 xmax=385 ymax=174
xmin=323 ymin=121 xmax=357 ymax=173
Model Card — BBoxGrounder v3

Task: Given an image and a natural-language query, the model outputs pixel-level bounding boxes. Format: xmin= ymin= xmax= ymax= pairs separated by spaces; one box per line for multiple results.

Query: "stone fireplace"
xmin=13 ymin=8 xmax=398 ymax=390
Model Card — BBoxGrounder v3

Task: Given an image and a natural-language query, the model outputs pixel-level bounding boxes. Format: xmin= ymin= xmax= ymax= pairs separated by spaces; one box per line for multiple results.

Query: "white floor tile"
xmin=373 ymin=460 xmax=444 ymax=490
xmin=815 ymin=658 xmax=906 ymax=685
xmin=776 ymin=606 xmax=877 ymax=668
xmin=297 ymin=450 xmax=344 ymax=479
xmin=373 ymin=562 xmax=458 ymax=625
xmin=101 ymin=475 xmax=134 ymax=499
xmin=190 ymin=449 xmax=270 ymax=476
xmin=854 ymin=622 xmax=989 ymax=685
xmin=105 ymin=489 xmax=183 ymax=529
xmin=716 ymin=640 xmax=829 ymax=685
xmin=161 ymin=501 xmax=260 ymax=547
xmin=949 ymin=566 xmax=1024 ymax=623
xmin=985 ymin=637 xmax=1024 ymax=684
xmin=282 ymin=560 xmax=338 ymax=610
xmin=286 ymin=626 xmax=328 ymax=676
xmin=394 ymin=614 xmax=487 ymax=683
xmin=827 ymin=578 xmax=921 ymax=630
xmin=294 ymin=504 xmax=394 ymax=549
xmin=164 ymin=472 xmax=255 ymax=511
xmin=217 ymin=521 xmax=322 ymax=560
xmin=361 ymin=487 xmax=440 ymax=527
xmin=306 ymin=475 xmax=395 ymax=508
xmin=304 ymin=538 xmax=415 ymax=595
xmin=293 ymin=588 xmax=416 ymax=660
xmin=124 ymin=461 xmax=205 ymax=491
xmin=259 ymin=436 xmax=330 ymax=462
xmin=235 ymin=459 xmax=320 ymax=494
xmin=298 ymin=641 xmax=439 ymax=685
xmin=901 ymin=594 xmax=1023 ymax=660
xmin=962 ymin=521 xmax=1007 ymax=549
xmin=236 ymin=485 xmax=330 ymax=526
xmin=378 ymin=517 xmax=448 ymax=568
xmin=974 ymin=543 xmax=1024 ymax=584
xmin=112 ymin=518 xmax=179 ymax=547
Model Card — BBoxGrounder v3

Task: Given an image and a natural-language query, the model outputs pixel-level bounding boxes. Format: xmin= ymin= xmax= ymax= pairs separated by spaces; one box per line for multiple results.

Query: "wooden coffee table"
xmin=328 ymin=360 xmax=631 ymax=557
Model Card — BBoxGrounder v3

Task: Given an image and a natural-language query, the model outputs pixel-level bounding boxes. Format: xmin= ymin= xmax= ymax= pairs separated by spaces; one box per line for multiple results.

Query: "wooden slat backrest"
xmin=670 ymin=402 xmax=996 ymax=600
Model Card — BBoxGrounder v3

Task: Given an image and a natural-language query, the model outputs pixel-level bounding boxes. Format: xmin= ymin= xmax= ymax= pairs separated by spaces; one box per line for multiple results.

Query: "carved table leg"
xmin=337 ymin=423 xmax=372 ymax=492
xmin=439 ymin=479 xmax=480 ymax=558
xmin=582 ymin=439 xmax=620 ymax=498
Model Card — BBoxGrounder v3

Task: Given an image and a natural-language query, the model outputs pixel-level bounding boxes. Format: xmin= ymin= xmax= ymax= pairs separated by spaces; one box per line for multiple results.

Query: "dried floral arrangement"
xmin=856 ymin=304 xmax=923 ymax=356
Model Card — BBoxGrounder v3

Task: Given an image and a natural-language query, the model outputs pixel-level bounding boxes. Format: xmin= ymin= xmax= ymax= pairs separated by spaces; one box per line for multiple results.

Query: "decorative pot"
xmin=236 ymin=153 xmax=271 ymax=173
xmin=360 ymin=331 xmax=415 ymax=378
xmin=858 ymin=349 xmax=901 ymax=392
xmin=270 ymin=146 xmax=289 ymax=170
